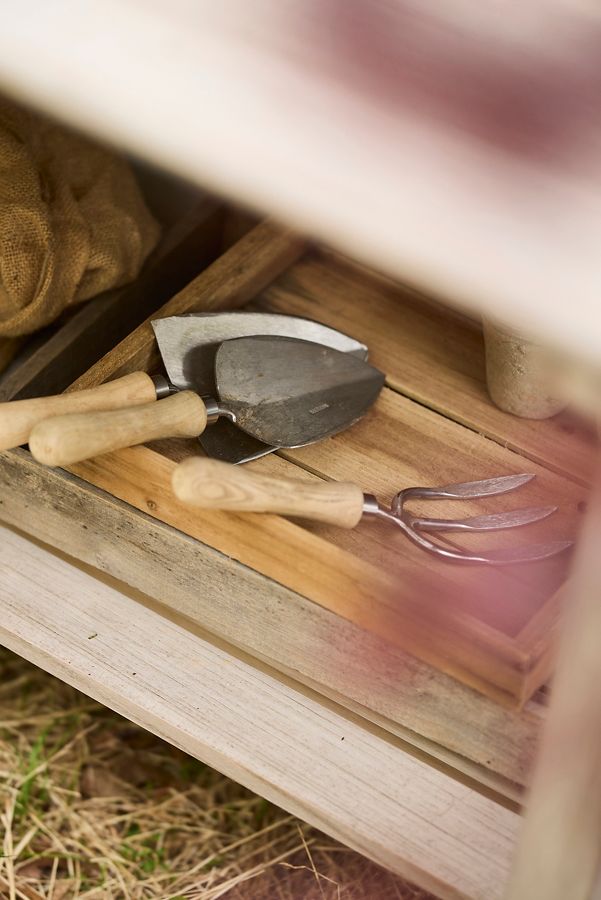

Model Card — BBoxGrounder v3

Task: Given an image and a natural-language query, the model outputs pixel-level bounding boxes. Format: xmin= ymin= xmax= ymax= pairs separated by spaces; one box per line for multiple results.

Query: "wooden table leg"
xmin=506 ymin=461 xmax=601 ymax=899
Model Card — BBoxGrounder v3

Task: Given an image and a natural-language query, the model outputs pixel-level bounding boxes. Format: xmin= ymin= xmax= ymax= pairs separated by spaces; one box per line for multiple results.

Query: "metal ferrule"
xmin=151 ymin=375 xmax=177 ymax=399
xmin=362 ymin=493 xmax=382 ymax=517
xmin=202 ymin=396 xmax=237 ymax=425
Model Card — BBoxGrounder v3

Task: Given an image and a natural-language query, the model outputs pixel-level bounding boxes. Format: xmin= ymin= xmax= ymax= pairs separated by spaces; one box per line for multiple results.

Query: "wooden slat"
xmin=0 ymin=523 xmax=520 ymax=900
xmin=0 ymin=449 xmax=541 ymax=790
xmin=258 ymin=251 xmax=597 ymax=485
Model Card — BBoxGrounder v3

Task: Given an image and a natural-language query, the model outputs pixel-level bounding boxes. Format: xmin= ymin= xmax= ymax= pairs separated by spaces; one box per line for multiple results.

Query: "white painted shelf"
xmin=0 ymin=0 xmax=599 ymax=363
xmin=0 ymin=524 xmax=519 ymax=900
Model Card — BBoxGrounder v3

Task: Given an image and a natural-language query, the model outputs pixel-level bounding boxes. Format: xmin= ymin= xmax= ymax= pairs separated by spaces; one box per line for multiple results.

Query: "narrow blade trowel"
xmin=151 ymin=312 xmax=369 ymax=464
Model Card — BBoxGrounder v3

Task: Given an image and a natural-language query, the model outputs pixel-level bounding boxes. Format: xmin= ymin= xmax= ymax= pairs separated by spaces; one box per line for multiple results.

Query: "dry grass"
xmin=0 ymin=648 xmax=434 ymax=900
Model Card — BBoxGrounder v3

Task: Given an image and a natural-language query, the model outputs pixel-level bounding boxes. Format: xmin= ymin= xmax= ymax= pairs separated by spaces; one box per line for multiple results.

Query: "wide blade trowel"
xmin=152 ymin=312 xmax=368 ymax=464
xmin=0 ymin=312 xmax=367 ymax=456
xmin=29 ymin=335 xmax=384 ymax=468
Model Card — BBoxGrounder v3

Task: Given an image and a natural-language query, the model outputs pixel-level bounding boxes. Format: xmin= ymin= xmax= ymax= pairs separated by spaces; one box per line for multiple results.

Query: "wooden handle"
xmin=172 ymin=457 xmax=365 ymax=528
xmin=29 ymin=391 xmax=208 ymax=468
xmin=0 ymin=372 xmax=158 ymax=452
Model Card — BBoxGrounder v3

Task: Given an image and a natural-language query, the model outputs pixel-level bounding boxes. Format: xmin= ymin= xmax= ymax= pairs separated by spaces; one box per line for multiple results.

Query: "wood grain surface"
xmin=0 ymin=372 xmax=157 ymax=453
xmin=172 ymin=457 xmax=366 ymax=528
xmin=30 ymin=391 xmax=207 ymax=468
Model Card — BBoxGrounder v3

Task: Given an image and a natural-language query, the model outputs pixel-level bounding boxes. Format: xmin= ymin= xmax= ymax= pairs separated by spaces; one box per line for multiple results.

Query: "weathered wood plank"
xmin=0 ymin=448 xmax=540 ymax=790
xmin=0 ymin=523 xmax=521 ymax=900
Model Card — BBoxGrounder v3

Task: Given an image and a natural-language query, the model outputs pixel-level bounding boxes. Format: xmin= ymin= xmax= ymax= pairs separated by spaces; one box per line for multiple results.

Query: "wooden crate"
xmin=0 ymin=219 xmax=594 ymax=800
xmin=64 ymin=220 xmax=593 ymax=702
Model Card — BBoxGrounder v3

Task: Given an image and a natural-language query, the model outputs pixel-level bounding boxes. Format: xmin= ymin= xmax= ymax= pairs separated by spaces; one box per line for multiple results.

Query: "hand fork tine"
xmin=384 ymin=474 xmax=571 ymax=563
xmin=172 ymin=460 xmax=574 ymax=566
xmin=412 ymin=506 xmax=558 ymax=533
xmin=396 ymin=472 xmax=536 ymax=503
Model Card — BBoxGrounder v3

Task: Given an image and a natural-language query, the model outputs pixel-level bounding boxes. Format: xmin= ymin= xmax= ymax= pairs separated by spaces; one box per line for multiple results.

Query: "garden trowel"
xmin=29 ymin=335 xmax=384 ymax=468
xmin=0 ymin=312 xmax=367 ymax=456
xmin=151 ymin=312 xmax=368 ymax=464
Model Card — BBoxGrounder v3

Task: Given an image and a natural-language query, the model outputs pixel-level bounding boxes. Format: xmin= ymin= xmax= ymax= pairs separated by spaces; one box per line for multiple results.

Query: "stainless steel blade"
xmin=152 ymin=312 xmax=369 ymax=463
xmin=473 ymin=541 xmax=573 ymax=564
xmin=413 ymin=506 xmax=558 ymax=533
xmin=215 ymin=336 xmax=384 ymax=448
xmin=432 ymin=473 xmax=536 ymax=499
xmin=151 ymin=312 xmax=368 ymax=392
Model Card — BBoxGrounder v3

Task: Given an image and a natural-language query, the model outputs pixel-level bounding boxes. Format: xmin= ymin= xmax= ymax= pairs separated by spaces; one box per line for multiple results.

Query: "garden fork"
xmin=172 ymin=459 xmax=573 ymax=565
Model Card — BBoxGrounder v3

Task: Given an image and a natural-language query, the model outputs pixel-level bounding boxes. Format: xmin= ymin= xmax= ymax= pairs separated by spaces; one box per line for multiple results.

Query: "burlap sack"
xmin=0 ymin=98 xmax=161 ymax=339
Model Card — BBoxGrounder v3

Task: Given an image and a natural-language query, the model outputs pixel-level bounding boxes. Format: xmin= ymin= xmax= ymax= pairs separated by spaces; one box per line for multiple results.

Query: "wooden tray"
xmin=57 ymin=220 xmax=593 ymax=711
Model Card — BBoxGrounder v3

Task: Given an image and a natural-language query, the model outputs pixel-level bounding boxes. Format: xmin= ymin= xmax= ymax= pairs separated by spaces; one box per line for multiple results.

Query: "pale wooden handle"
xmin=29 ymin=391 xmax=208 ymax=468
xmin=0 ymin=372 xmax=158 ymax=452
xmin=172 ymin=457 xmax=365 ymax=528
